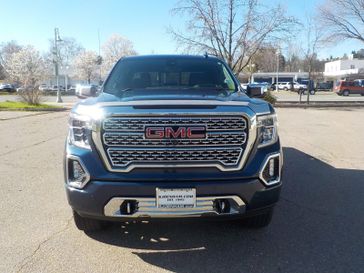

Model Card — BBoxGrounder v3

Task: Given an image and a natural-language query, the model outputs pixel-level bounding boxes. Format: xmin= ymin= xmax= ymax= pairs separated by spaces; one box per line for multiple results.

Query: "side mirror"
xmin=247 ymin=86 xmax=264 ymax=98
xmin=76 ymin=85 xmax=98 ymax=98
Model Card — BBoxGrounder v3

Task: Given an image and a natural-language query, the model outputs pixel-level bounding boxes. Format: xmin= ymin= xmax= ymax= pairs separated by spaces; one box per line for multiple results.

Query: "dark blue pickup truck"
xmin=64 ymin=55 xmax=282 ymax=231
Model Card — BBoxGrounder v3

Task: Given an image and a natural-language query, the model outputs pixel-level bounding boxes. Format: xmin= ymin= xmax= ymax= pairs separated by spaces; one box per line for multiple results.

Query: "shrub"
xmin=18 ymin=88 xmax=43 ymax=105
xmin=263 ymin=90 xmax=277 ymax=105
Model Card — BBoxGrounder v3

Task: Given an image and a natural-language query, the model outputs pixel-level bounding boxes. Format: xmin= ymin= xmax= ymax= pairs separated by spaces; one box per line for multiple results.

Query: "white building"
xmin=324 ymin=55 xmax=364 ymax=81
xmin=250 ymin=72 xmax=309 ymax=84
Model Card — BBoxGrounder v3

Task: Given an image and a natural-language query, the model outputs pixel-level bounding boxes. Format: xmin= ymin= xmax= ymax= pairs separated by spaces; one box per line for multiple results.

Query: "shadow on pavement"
xmin=86 ymin=147 xmax=364 ymax=273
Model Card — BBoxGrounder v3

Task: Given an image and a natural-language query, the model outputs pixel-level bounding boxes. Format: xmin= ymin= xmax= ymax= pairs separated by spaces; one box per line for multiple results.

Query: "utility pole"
xmin=98 ymin=29 xmax=102 ymax=85
xmin=276 ymin=48 xmax=280 ymax=92
xmin=54 ymin=28 xmax=63 ymax=103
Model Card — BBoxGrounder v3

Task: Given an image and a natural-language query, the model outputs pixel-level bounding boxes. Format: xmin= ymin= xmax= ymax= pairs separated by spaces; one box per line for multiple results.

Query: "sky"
xmin=0 ymin=0 xmax=363 ymax=59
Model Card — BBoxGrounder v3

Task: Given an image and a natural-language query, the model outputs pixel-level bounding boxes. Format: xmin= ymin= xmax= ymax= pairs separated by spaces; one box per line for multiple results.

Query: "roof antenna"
xmin=204 ymin=52 xmax=209 ymax=58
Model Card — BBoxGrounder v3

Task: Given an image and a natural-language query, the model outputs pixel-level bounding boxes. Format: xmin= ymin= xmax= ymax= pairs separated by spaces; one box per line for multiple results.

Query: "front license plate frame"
xmin=156 ymin=188 xmax=196 ymax=208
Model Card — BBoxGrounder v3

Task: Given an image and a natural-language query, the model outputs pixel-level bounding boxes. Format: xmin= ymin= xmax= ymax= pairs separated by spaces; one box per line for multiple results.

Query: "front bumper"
xmin=66 ymin=178 xmax=281 ymax=220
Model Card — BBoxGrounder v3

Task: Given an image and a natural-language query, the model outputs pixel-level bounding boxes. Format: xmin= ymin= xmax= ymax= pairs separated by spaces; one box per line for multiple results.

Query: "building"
xmin=250 ymin=72 xmax=309 ymax=84
xmin=324 ymin=55 xmax=364 ymax=81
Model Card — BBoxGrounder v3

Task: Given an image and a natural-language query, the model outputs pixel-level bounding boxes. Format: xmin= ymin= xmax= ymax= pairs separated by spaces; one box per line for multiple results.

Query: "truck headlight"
xmin=68 ymin=106 xmax=104 ymax=149
xmin=257 ymin=114 xmax=278 ymax=148
xmin=68 ymin=113 xmax=92 ymax=149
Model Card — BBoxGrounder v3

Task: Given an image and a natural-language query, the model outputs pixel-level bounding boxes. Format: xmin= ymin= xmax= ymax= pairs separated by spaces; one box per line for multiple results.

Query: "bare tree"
xmin=319 ymin=0 xmax=364 ymax=43
xmin=5 ymin=45 xmax=46 ymax=104
xmin=170 ymin=0 xmax=298 ymax=73
xmin=285 ymin=42 xmax=302 ymax=72
xmin=56 ymin=37 xmax=84 ymax=67
xmin=300 ymin=16 xmax=325 ymax=103
xmin=254 ymin=45 xmax=286 ymax=72
xmin=102 ymin=34 xmax=137 ymax=77
xmin=74 ymin=51 xmax=99 ymax=84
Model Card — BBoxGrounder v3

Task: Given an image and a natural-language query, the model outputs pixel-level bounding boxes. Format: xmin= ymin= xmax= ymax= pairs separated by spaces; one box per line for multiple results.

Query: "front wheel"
xmin=73 ymin=210 xmax=110 ymax=232
xmin=242 ymin=208 xmax=274 ymax=228
xmin=283 ymin=87 xmax=288 ymax=91
xmin=309 ymin=90 xmax=315 ymax=95
xmin=343 ymin=90 xmax=350 ymax=96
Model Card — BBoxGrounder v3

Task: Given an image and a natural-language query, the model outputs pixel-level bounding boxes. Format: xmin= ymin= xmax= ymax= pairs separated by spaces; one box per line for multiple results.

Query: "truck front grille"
xmin=100 ymin=115 xmax=249 ymax=171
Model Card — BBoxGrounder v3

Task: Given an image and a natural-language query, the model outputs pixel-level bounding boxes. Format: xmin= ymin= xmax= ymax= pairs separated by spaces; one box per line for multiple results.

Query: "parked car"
xmin=335 ymin=80 xmax=364 ymax=96
xmin=292 ymin=81 xmax=307 ymax=91
xmin=277 ymin=82 xmax=291 ymax=90
xmin=38 ymin=84 xmax=51 ymax=92
xmin=275 ymin=82 xmax=307 ymax=92
xmin=16 ymin=86 xmax=25 ymax=93
xmin=50 ymin=85 xmax=65 ymax=91
xmin=300 ymin=80 xmax=315 ymax=95
xmin=315 ymin=81 xmax=333 ymax=91
xmin=0 ymin=83 xmax=16 ymax=93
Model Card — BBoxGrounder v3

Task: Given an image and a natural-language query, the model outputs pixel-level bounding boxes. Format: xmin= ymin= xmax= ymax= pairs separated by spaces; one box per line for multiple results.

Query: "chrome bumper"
xmin=104 ymin=195 xmax=246 ymax=218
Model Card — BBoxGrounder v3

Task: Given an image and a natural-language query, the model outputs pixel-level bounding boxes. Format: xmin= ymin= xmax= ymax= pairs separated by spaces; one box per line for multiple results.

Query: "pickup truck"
xmin=64 ymin=55 xmax=282 ymax=231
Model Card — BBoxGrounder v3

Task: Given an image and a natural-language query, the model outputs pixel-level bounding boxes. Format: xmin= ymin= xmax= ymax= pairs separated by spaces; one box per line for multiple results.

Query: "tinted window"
xmin=103 ymin=58 xmax=237 ymax=94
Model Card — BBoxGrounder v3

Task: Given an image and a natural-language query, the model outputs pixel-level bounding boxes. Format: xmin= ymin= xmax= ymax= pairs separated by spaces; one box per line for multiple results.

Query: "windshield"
xmin=103 ymin=57 xmax=237 ymax=95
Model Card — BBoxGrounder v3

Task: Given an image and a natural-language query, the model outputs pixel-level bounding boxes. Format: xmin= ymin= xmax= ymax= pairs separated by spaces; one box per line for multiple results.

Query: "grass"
xmin=0 ymin=100 xmax=63 ymax=110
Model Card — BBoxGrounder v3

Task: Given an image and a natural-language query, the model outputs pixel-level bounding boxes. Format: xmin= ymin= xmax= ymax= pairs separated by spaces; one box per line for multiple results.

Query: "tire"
xmin=309 ymin=90 xmax=315 ymax=95
xmin=283 ymin=87 xmax=288 ymax=91
xmin=343 ymin=90 xmax=350 ymax=96
xmin=73 ymin=210 xmax=109 ymax=232
xmin=243 ymin=208 xmax=274 ymax=228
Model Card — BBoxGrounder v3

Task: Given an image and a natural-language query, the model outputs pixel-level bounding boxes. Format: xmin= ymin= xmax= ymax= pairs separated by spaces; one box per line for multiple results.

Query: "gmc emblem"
xmin=145 ymin=126 xmax=206 ymax=139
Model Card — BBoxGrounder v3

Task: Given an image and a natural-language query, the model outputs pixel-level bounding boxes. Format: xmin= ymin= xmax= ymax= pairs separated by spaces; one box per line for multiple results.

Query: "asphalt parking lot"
xmin=0 ymin=108 xmax=363 ymax=273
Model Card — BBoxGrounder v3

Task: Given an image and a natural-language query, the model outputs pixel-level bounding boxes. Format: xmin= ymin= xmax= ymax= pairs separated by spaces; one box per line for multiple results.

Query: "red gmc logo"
xmin=145 ymin=126 xmax=206 ymax=139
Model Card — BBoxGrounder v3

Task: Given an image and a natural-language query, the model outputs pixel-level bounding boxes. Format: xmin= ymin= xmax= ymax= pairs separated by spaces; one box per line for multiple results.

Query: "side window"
xmin=221 ymin=64 xmax=236 ymax=91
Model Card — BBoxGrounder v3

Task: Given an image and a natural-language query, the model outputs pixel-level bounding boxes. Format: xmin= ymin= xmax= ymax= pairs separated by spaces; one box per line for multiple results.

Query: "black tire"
xmin=309 ymin=90 xmax=315 ymax=95
xmin=283 ymin=87 xmax=288 ymax=91
xmin=343 ymin=89 xmax=350 ymax=96
xmin=243 ymin=208 xmax=274 ymax=228
xmin=73 ymin=210 xmax=108 ymax=232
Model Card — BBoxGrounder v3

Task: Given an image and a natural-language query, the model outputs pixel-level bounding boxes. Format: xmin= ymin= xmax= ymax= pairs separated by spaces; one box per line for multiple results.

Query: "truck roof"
xmin=121 ymin=54 xmax=221 ymax=61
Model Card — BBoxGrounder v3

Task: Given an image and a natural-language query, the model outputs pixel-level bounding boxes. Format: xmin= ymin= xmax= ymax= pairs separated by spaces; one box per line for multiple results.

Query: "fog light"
xmin=67 ymin=156 xmax=90 ymax=189
xmin=260 ymin=154 xmax=280 ymax=186
xmin=120 ymin=200 xmax=137 ymax=215
xmin=215 ymin=199 xmax=230 ymax=214
xmin=268 ymin=159 xmax=275 ymax=177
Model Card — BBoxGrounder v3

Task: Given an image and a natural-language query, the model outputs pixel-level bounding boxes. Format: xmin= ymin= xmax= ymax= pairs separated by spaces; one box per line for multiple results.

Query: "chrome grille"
xmin=103 ymin=132 xmax=246 ymax=147
xmin=108 ymin=148 xmax=242 ymax=166
xmin=103 ymin=117 xmax=246 ymax=131
xmin=100 ymin=115 xmax=249 ymax=170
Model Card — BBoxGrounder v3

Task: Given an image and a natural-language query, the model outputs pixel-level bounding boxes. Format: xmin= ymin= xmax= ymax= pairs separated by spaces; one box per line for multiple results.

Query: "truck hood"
xmin=74 ymin=90 xmax=273 ymax=116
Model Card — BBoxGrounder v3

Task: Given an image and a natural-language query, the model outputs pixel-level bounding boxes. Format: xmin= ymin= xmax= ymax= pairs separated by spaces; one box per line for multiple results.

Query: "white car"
xmin=292 ymin=81 xmax=307 ymax=91
xmin=38 ymin=84 xmax=50 ymax=91
xmin=278 ymin=82 xmax=307 ymax=91
xmin=277 ymin=82 xmax=291 ymax=90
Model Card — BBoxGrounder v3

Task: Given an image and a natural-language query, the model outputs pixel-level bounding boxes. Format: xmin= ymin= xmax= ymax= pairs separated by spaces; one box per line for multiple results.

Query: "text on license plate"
xmin=156 ymin=188 xmax=196 ymax=208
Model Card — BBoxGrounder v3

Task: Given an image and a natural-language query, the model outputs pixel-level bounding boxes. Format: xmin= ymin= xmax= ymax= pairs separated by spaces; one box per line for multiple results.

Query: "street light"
xmin=54 ymin=28 xmax=63 ymax=103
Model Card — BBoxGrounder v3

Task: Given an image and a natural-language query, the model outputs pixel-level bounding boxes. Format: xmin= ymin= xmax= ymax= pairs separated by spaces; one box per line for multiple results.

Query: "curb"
xmin=0 ymin=107 xmax=68 ymax=112
xmin=275 ymin=101 xmax=364 ymax=108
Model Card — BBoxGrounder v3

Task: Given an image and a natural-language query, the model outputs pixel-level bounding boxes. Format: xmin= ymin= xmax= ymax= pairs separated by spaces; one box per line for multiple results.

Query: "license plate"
xmin=156 ymin=188 xmax=196 ymax=208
